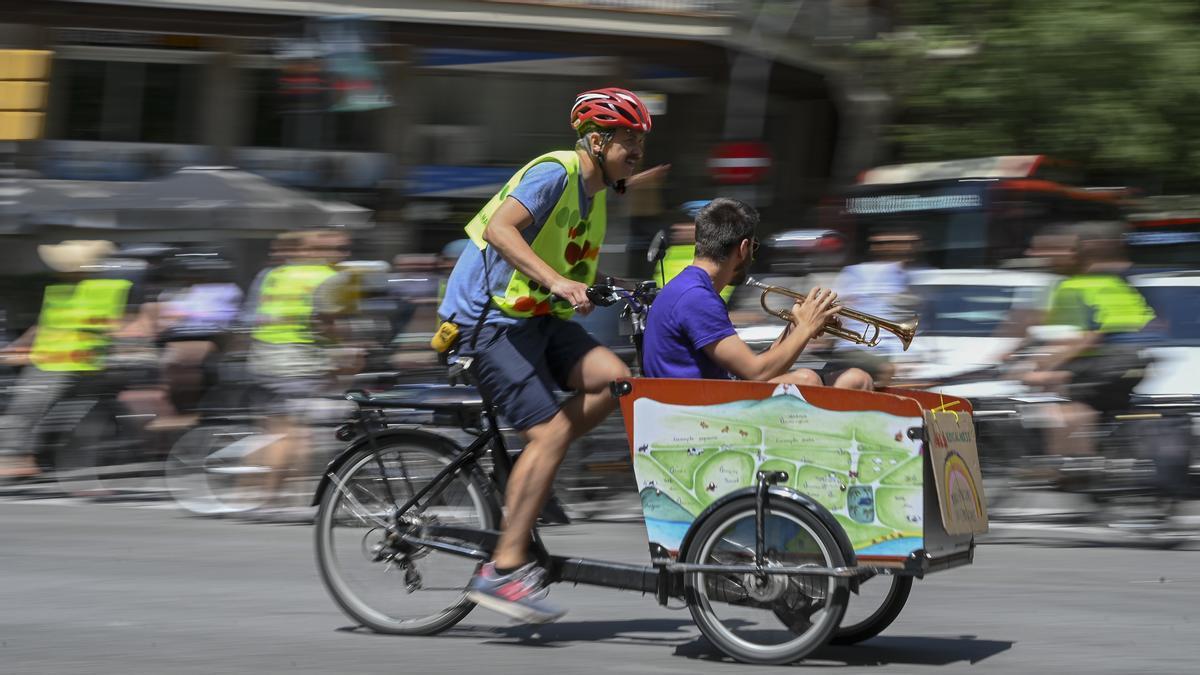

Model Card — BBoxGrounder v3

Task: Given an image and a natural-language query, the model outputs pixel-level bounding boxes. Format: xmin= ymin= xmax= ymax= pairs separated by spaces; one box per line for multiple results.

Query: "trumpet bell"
xmin=892 ymin=317 xmax=918 ymax=351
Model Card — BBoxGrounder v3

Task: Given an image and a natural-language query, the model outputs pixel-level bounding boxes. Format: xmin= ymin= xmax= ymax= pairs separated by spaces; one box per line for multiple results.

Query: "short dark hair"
xmin=694 ymin=198 xmax=759 ymax=262
xmin=1072 ymin=220 xmax=1129 ymax=263
xmin=1071 ymin=220 xmax=1127 ymax=242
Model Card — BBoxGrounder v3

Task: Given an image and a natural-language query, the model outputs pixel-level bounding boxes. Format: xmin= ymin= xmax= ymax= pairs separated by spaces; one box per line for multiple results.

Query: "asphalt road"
xmin=2 ymin=501 xmax=1198 ymax=675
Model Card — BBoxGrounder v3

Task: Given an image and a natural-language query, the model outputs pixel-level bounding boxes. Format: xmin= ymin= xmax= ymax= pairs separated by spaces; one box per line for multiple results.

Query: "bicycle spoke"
xmin=333 ymin=475 xmax=392 ymax=528
xmin=317 ymin=443 xmax=494 ymax=635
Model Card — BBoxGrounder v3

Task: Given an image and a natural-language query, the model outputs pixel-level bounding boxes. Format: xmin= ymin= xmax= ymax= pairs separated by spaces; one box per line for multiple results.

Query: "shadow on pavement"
xmin=674 ymin=633 xmax=1015 ymax=667
xmin=461 ymin=617 xmax=699 ymax=648
xmin=342 ymin=618 xmax=1013 ymax=667
xmin=341 ymin=617 xmax=700 ymax=649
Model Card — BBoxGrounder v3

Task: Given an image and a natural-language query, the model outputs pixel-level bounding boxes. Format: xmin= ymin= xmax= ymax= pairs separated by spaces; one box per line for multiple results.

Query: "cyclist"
xmin=246 ymin=228 xmax=351 ymax=509
xmin=642 ymin=198 xmax=873 ymax=389
xmin=0 ymin=241 xmax=138 ymax=479
xmin=1020 ymin=221 xmax=1157 ymax=457
xmin=155 ymin=249 xmax=243 ymax=421
xmin=440 ymin=87 xmax=662 ymax=623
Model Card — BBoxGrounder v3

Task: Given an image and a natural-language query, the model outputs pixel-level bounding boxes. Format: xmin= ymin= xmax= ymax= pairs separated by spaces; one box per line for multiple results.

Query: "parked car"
xmin=896 ymin=268 xmax=1060 ymax=385
xmin=1131 ymin=270 xmax=1200 ymax=397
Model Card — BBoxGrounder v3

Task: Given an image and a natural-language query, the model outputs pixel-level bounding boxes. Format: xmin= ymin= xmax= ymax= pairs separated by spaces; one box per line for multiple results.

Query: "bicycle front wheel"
xmin=684 ymin=497 xmax=849 ymax=665
xmin=315 ymin=441 xmax=498 ymax=635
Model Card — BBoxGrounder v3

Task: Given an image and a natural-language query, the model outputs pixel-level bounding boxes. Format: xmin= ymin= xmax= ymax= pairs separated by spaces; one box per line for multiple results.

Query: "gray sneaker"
xmin=465 ymin=562 xmax=566 ymax=624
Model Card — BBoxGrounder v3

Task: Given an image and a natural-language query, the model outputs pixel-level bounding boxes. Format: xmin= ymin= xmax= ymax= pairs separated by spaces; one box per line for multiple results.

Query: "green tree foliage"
xmin=864 ymin=1 xmax=1200 ymax=189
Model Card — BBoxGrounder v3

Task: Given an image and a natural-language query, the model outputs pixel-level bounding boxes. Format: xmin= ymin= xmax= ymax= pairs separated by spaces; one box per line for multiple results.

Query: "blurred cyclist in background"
xmin=246 ymin=228 xmax=350 ymax=507
xmin=1020 ymin=221 xmax=1157 ymax=457
xmin=154 ymin=249 xmax=242 ymax=424
xmin=0 ymin=241 xmax=137 ymax=479
xmin=241 ymin=232 xmax=303 ymax=332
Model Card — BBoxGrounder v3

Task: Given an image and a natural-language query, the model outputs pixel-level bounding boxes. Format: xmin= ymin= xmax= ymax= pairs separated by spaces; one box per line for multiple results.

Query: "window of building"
xmin=245 ymin=67 xmax=378 ymax=151
xmin=58 ymin=60 xmax=106 ymax=141
xmin=52 ymin=58 xmax=199 ymax=144
xmin=140 ymin=62 xmax=197 ymax=143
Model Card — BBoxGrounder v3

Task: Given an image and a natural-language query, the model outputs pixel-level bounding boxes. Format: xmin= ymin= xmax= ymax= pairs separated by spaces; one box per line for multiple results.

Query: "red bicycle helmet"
xmin=571 ymin=88 xmax=653 ymax=134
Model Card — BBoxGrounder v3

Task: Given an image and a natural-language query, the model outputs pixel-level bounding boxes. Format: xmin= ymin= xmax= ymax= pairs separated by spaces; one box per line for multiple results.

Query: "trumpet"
xmin=745 ymin=277 xmax=918 ymax=351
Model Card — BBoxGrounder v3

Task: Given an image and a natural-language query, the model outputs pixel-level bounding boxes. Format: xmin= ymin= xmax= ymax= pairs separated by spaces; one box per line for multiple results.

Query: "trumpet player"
xmin=642 ymin=198 xmax=873 ymax=390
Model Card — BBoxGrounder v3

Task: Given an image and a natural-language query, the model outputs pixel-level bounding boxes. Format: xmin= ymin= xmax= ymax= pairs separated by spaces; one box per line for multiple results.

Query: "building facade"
xmin=2 ymin=0 xmax=891 ymax=267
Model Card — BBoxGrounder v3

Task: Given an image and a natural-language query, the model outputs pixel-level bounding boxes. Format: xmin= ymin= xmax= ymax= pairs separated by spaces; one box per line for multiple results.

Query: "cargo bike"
xmin=311 ymin=283 xmax=988 ymax=665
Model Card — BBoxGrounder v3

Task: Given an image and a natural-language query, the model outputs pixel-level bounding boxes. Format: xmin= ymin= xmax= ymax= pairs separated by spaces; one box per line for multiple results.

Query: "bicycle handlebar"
xmin=552 ymin=280 xmax=657 ymax=311
xmin=586 ymin=284 xmax=619 ymax=308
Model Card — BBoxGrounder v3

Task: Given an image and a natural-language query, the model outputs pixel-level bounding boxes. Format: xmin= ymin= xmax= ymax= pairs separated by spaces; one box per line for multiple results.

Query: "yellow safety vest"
xmin=463 ymin=150 xmax=607 ymax=319
xmin=30 ymin=279 xmax=132 ymax=372
xmin=253 ymin=264 xmax=337 ymax=345
xmin=1047 ymin=274 xmax=1155 ymax=334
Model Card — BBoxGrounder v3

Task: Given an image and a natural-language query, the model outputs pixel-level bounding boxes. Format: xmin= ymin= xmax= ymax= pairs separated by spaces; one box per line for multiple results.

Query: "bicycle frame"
xmin=343 ymin=400 xmax=672 ymax=597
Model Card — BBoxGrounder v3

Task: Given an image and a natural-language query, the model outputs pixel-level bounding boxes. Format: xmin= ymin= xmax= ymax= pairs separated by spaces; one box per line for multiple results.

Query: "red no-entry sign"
xmin=708 ymin=141 xmax=772 ymax=185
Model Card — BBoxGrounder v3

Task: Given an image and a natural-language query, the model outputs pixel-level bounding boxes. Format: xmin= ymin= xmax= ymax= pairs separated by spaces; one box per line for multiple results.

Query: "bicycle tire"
xmin=830 ymin=574 xmax=912 ymax=645
xmin=683 ymin=496 xmax=849 ymax=665
xmin=165 ymin=422 xmax=270 ymax=515
xmin=315 ymin=441 xmax=499 ymax=635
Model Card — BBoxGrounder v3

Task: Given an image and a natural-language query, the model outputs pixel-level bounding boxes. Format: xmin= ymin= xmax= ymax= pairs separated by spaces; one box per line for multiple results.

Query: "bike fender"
xmin=310 ymin=427 xmax=467 ymax=506
xmin=677 ymin=486 xmax=856 ymax=567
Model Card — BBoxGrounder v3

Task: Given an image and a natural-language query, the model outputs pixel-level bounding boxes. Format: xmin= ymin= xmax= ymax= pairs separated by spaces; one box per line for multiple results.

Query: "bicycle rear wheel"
xmin=830 ymin=573 xmax=912 ymax=645
xmin=315 ymin=441 xmax=498 ymax=635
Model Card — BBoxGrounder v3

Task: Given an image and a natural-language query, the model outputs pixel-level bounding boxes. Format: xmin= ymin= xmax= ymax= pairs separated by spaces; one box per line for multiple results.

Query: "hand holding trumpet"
xmin=787 ymin=287 xmax=842 ymax=340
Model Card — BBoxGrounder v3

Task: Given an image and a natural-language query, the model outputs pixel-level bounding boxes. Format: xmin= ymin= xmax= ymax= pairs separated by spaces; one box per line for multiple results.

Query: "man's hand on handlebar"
xmin=550 ymin=277 xmax=594 ymax=315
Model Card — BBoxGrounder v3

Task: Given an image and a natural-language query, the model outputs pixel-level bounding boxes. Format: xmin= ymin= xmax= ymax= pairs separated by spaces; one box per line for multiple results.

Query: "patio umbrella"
xmin=34 ymin=167 xmax=372 ymax=232
xmin=0 ymin=174 xmax=128 ymax=233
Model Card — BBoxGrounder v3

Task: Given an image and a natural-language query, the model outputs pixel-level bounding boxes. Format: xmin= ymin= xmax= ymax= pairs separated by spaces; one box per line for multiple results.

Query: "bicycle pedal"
xmin=404 ymin=565 xmax=422 ymax=593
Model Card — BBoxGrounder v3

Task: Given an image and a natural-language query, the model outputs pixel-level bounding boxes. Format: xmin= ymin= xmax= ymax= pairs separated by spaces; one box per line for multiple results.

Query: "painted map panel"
xmin=630 ymin=383 xmax=926 ymax=559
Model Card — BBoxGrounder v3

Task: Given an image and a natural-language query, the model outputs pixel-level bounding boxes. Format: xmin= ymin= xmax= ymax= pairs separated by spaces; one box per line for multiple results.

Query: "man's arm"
xmin=703 ymin=288 xmax=839 ymax=381
xmin=623 ymin=163 xmax=670 ymax=191
xmin=0 ymin=325 xmax=37 ymax=366
xmin=1037 ymin=331 xmax=1101 ymax=372
xmin=483 ymin=197 xmax=593 ymax=313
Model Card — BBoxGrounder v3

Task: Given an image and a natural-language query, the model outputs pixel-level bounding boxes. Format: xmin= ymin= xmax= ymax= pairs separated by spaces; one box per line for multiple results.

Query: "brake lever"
xmin=586 ymin=285 xmax=617 ymax=307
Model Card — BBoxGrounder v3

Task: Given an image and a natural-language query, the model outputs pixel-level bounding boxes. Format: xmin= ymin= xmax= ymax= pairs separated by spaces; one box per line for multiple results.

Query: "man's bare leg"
xmin=1045 ymin=401 xmax=1098 ymax=457
xmin=769 ymin=367 xmax=873 ymax=390
xmin=769 ymin=369 xmax=821 ymax=386
xmin=491 ymin=347 xmax=629 ymax=570
xmin=832 ymin=367 xmax=874 ymax=390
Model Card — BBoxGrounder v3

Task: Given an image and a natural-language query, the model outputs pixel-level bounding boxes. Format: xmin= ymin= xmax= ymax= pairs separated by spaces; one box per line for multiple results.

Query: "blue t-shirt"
xmin=438 ymin=161 xmax=592 ymax=327
xmin=642 ymin=266 xmax=737 ymax=379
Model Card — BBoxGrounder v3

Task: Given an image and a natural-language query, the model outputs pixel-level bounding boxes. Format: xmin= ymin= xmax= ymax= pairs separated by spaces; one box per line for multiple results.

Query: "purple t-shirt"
xmin=642 ymin=266 xmax=737 ymax=379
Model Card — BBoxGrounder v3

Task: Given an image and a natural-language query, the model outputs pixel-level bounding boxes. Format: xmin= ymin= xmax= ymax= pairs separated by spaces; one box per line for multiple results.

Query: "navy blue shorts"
xmin=464 ymin=317 xmax=602 ymax=431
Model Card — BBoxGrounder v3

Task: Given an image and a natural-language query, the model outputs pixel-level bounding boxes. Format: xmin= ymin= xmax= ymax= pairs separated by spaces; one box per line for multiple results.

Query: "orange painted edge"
xmin=616 ymin=378 xmax=930 ymax=457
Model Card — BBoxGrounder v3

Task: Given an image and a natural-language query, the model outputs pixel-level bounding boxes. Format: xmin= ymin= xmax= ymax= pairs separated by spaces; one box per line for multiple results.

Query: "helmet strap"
xmin=583 ymin=130 xmax=626 ymax=195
